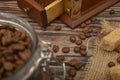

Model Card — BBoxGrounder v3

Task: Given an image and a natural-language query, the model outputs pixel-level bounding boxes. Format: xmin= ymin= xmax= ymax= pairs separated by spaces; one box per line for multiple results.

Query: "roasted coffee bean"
xmin=57 ymin=55 xmax=65 ymax=61
xmin=62 ymin=47 xmax=70 ymax=53
xmin=0 ymin=67 xmax=3 ymax=75
xmin=65 ymin=75 xmax=74 ymax=80
xmin=85 ymin=20 xmax=91 ymax=25
xmin=11 ymin=43 xmax=25 ymax=51
xmin=117 ymin=56 xmax=120 ymax=64
xmin=75 ymin=63 xmax=83 ymax=70
xmin=80 ymin=23 xmax=86 ymax=28
xmin=88 ymin=28 xmax=93 ymax=33
xmin=68 ymin=68 xmax=77 ymax=77
xmin=18 ymin=50 xmax=30 ymax=61
xmin=20 ymin=32 xmax=26 ymax=40
xmin=80 ymin=50 xmax=87 ymax=56
xmin=74 ymin=46 xmax=80 ymax=53
xmin=91 ymin=17 xmax=96 ymax=21
xmin=16 ymin=60 xmax=24 ymax=65
xmin=109 ymin=9 xmax=115 ymax=14
xmin=79 ymin=33 xmax=86 ymax=40
xmin=108 ymin=62 xmax=115 ymax=68
xmin=4 ymin=62 xmax=13 ymax=71
xmin=80 ymin=45 xmax=86 ymax=50
xmin=82 ymin=27 xmax=89 ymax=33
xmin=54 ymin=25 xmax=62 ymax=31
xmin=52 ymin=45 xmax=59 ymax=53
xmin=69 ymin=36 xmax=76 ymax=43
xmin=85 ymin=33 xmax=91 ymax=38
xmin=5 ymin=71 xmax=12 ymax=77
xmin=75 ymin=40 xmax=82 ymax=45
xmin=92 ymin=28 xmax=101 ymax=33
xmin=69 ymin=59 xmax=79 ymax=66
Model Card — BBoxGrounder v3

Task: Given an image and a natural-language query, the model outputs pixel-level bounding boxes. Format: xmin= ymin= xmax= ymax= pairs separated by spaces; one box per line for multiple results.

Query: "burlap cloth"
xmin=82 ymin=37 xmax=120 ymax=80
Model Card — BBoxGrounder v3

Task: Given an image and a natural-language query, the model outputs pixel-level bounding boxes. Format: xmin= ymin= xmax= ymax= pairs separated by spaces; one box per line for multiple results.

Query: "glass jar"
xmin=0 ymin=13 xmax=65 ymax=80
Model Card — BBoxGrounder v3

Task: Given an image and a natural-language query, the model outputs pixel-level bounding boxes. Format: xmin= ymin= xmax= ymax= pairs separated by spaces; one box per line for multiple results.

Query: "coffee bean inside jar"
xmin=0 ymin=24 xmax=32 ymax=79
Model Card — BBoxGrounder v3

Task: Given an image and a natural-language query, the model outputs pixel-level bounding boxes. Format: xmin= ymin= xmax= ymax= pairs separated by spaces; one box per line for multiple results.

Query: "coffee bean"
xmin=11 ymin=43 xmax=25 ymax=51
xmin=108 ymin=62 xmax=115 ymax=68
xmin=85 ymin=33 xmax=91 ymax=38
xmin=54 ymin=25 xmax=62 ymax=31
xmin=57 ymin=55 xmax=65 ymax=61
xmin=62 ymin=47 xmax=70 ymax=53
xmin=79 ymin=33 xmax=86 ymax=40
xmin=68 ymin=68 xmax=77 ymax=77
xmin=69 ymin=36 xmax=76 ymax=43
xmin=4 ymin=62 xmax=13 ymax=71
xmin=69 ymin=59 xmax=79 ymax=66
xmin=109 ymin=9 xmax=115 ymax=14
xmin=80 ymin=23 xmax=86 ymax=28
xmin=80 ymin=50 xmax=87 ymax=56
xmin=82 ymin=27 xmax=89 ymax=33
xmin=52 ymin=45 xmax=59 ymax=53
xmin=5 ymin=71 xmax=12 ymax=77
xmin=80 ymin=45 xmax=86 ymax=50
xmin=74 ymin=46 xmax=80 ymax=53
xmin=117 ymin=56 xmax=120 ymax=64
xmin=75 ymin=63 xmax=83 ymax=70
xmin=65 ymin=75 xmax=74 ymax=80
xmin=0 ymin=67 xmax=3 ymax=75
xmin=88 ymin=28 xmax=93 ymax=33
xmin=75 ymin=40 xmax=82 ymax=45
xmin=92 ymin=28 xmax=101 ymax=33
xmin=91 ymin=17 xmax=96 ymax=22
xmin=85 ymin=20 xmax=91 ymax=25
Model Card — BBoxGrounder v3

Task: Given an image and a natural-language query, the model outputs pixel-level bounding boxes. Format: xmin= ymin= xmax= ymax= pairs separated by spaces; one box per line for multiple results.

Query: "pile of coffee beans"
xmin=0 ymin=25 xmax=32 ymax=79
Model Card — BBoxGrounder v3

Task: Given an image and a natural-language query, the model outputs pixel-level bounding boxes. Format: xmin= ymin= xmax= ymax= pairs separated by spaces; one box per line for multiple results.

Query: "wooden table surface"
xmin=0 ymin=0 xmax=120 ymax=80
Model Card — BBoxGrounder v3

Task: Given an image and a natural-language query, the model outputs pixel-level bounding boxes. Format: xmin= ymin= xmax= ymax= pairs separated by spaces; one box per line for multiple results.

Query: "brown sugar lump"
xmin=110 ymin=65 xmax=120 ymax=80
xmin=101 ymin=29 xmax=120 ymax=51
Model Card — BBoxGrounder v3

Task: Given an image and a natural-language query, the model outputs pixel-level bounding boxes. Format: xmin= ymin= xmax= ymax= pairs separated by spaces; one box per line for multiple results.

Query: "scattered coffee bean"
xmin=87 ymin=28 xmax=93 ymax=33
xmin=80 ymin=45 xmax=86 ymax=50
xmin=54 ymin=25 xmax=62 ymax=31
xmin=75 ymin=63 xmax=83 ymax=70
xmin=85 ymin=33 xmax=91 ymax=38
xmin=80 ymin=50 xmax=87 ymax=56
xmin=85 ymin=20 xmax=91 ymax=25
xmin=92 ymin=28 xmax=101 ymax=33
xmin=108 ymin=62 xmax=115 ymax=68
xmin=109 ymin=9 xmax=115 ymax=14
xmin=82 ymin=27 xmax=89 ymax=33
xmin=74 ymin=46 xmax=80 ymax=53
xmin=52 ymin=45 xmax=59 ymax=53
xmin=65 ymin=75 xmax=74 ymax=80
xmin=4 ymin=62 xmax=13 ymax=71
xmin=79 ymin=33 xmax=86 ymax=40
xmin=68 ymin=68 xmax=77 ymax=77
xmin=117 ymin=56 xmax=120 ymax=64
xmin=69 ymin=59 xmax=79 ymax=66
xmin=75 ymin=40 xmax=82 ymax=45
xmin=62 ymin=47 xmax=70 ymax=53
xmin=69 ymin=36 xmax=76 ymax=43
xmin=91 ymin=17 xmax=96 ymax=22
xmin=57 ymin=55 xmax=65 ymax=61
xmin=80 ymin=23 xmax=86 ymax=28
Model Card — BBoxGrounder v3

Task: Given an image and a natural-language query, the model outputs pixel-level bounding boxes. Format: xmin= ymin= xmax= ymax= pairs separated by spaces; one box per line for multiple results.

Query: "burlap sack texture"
xmin=82 ymin=20 xmax=120 ymax=80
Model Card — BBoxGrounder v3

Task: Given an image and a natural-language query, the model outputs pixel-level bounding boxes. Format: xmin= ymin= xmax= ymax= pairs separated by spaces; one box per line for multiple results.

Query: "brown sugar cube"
xmin=3 ymin=62 xmax=14 ymax=71
xmin=74 ymin=46 xmax=80 ymax=53
xmin=62 ymin=47 xmax=70 ymax=53
xmin=54 ymin=25 xmax=62 ymax=31
xmin=75 ymin=63 xmax=83 ymax=70
xmin=68 ymin=68 xmax=77 ymax=77
xmin=69 ymin=59 xmax=79 ymax=66
xmin=108 ymin=62 xmax=115 ymax=68
xmin=52 ymin=45 xmax=59 ymax=53
xmin=75 ymin=40 xmax=82 ymax=45
xmin=69 ymin=36 xmax=76 ymax=43
xmin=79 ymin=33 xmax=86 ymax=40
xmin=117 ymin=56 xmax=120 ymax=64
xmin=80 ymin=50 xmax=87 ymax=56
xmin=109 ymin=9 xmax=115 ymax=14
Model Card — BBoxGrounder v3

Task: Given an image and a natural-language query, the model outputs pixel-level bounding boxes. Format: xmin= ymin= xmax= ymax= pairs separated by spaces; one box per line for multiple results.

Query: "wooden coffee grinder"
xmin=17 ymin=0 xmax=119 ymax=29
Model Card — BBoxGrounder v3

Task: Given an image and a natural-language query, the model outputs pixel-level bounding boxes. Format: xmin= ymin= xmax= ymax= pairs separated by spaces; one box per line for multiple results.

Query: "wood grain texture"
xmin=0 ymin=1 xmax=120 ymax=80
